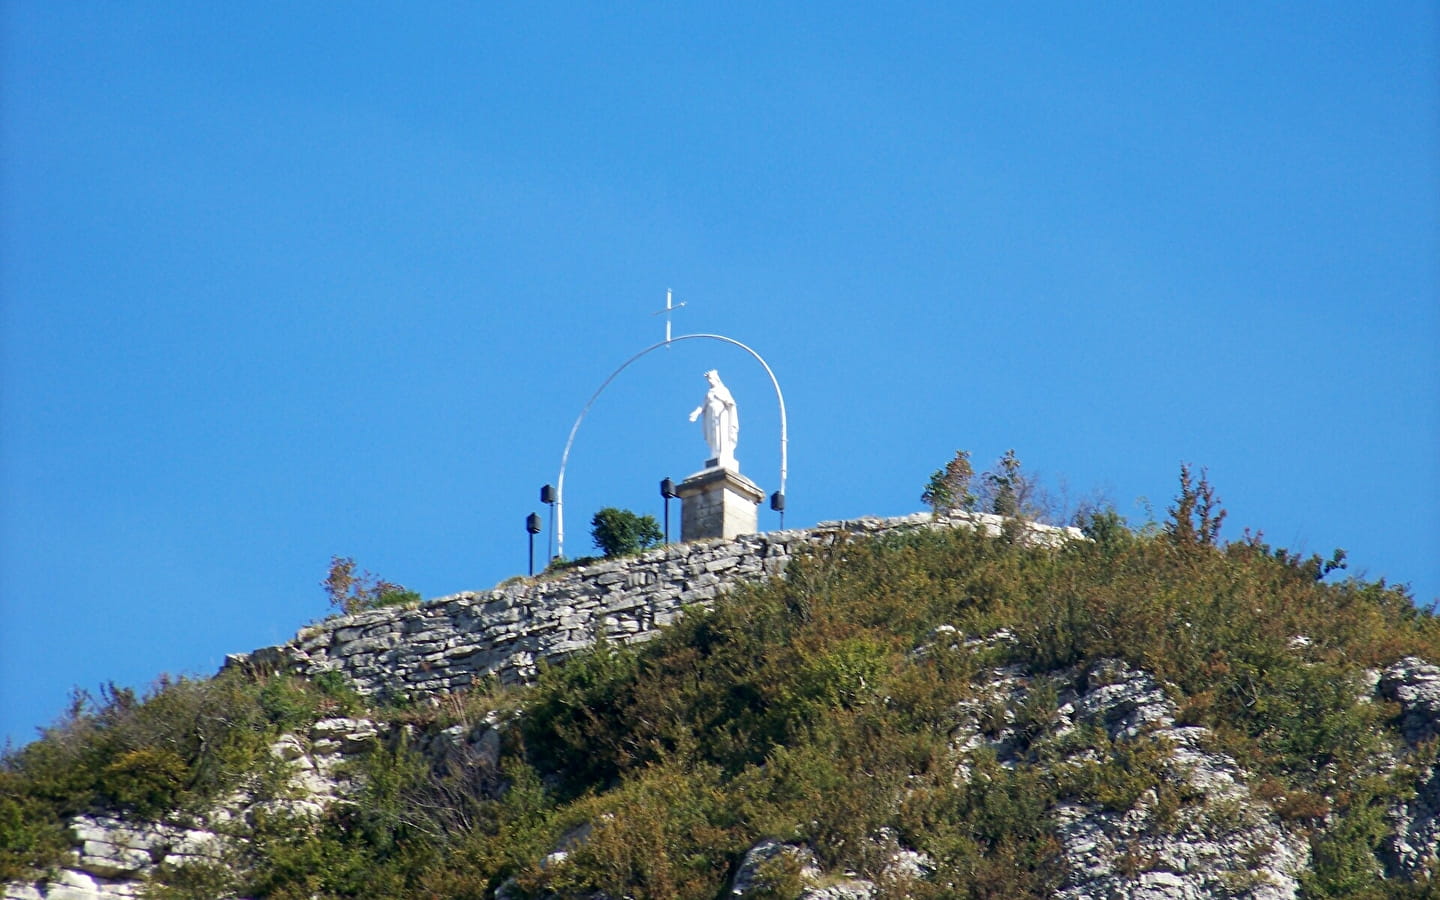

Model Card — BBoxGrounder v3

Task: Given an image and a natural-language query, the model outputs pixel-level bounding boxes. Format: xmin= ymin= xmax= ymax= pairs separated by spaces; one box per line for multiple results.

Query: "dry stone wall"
xmin=228 ymin=512 xmax=1080 ymax=703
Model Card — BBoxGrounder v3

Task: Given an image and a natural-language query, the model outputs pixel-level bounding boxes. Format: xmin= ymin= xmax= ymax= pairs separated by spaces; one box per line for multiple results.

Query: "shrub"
xmin=532 ymin=763 xmax=742 ymax=900
xmin=0 ymin=669 xmax=350 ymax=881
xmin=922 ymin=450 xmax=975 ymax=515
xmin=590 ymin=507 xmax=663 ymax=558
xmin=99 ymin=747 xmax=189 ymax=817
xmin=0 ymin=772 xmax=71 ymax=882
xmin=898 ymin=750 xmax=1063 ymax=897
xmin=1078 ymin=506 xmax=1130 ymax=555
xmin=322 ymin=556 xmax=420 ymax=615
xmin=1165 ymin=463 xmax=1225 ymax=547
xmin=975 ymin=449 xmax=1050 ymax=522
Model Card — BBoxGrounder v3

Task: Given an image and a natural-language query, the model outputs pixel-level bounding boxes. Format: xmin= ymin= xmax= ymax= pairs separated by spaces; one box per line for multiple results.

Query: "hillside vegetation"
xmin=4 ymin=468 xmax=1438 ymax=899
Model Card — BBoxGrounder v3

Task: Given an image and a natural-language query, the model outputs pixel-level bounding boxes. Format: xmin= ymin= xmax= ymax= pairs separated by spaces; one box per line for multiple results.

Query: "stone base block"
xmin=678 ymin=467 xmax=764 ymax=541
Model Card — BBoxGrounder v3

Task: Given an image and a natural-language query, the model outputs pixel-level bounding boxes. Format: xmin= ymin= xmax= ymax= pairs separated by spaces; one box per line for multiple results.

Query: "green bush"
xmin=590 ymin=507 xmax=663 ymax=558
xmin=99 ymin=746 xmax=189 ymax=817
xmin=531 ymin=762 xmax=742 ymax=900
xmin=898 ymin=750 xmax=1063 ymax=897
xmin=0 ymin=773 xmax=72 ymax=882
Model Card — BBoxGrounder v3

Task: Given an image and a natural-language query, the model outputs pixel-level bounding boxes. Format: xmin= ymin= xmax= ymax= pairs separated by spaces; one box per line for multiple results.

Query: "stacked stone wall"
xmin=229 ymin=512 xmax=1080 ymax=702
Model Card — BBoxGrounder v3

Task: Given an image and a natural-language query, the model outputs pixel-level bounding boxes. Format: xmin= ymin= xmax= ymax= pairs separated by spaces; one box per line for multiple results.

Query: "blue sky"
xmin=2 ymin=3 xmax=1436 ymax=748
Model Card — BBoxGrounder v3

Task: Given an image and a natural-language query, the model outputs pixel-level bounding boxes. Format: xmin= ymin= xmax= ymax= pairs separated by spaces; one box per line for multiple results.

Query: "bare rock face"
xmin=1050 ymin=739 xmax=1309 ymax=900
xmin=2 ymin=815 xmax=218 ymax=900
xmin=1379 ymin=657 xmax=1440 ymax=877
xmin=727 ymin=839 xmax=814 ymax=897
xmin=726 ymin=839 xmax=900 ymax=900
xmin=1378 ymin=657 xmax=1440 ymax=746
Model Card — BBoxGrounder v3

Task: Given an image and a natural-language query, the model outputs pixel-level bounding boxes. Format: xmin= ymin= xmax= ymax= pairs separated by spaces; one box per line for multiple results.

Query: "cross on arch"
xmin=652 ymin=289 xmax=687 ymax=343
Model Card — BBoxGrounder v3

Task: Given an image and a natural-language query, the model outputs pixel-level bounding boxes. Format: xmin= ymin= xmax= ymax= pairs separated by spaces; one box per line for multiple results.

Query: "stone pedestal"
xmin=678 ymin=467 xmax=764 ymax=541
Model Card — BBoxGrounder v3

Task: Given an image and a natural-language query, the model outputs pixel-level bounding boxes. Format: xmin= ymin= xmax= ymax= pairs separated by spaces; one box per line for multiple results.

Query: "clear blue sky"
xmin=2 ymin=3 xmax=1437 ymax=748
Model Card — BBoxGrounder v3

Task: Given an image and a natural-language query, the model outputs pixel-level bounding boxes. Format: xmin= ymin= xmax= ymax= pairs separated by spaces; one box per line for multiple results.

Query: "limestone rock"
xmin=1378 ymin=657 xmax=1440 ymax=876
xmin=310 ymin=716 xmax=379 ymax=754
xmin=727 ymin=840 xmax=820 ymax=897
xmin=1379 ymin=657 xmax=1440 ymax=745
xmin=36 ymin=869 xmax=101 ymax=900
xmin=1063 ymin=659 xmax=1174 ymax=740
xmin=69 ymin=817 xmax=154 ymax=878
xmin=950 ymin=659 xmax=1307 ymax=899
xmin=801 ymin=882 xmax=875 ymax=900
xmin=4 ymin=716 xmax=393 ymax=900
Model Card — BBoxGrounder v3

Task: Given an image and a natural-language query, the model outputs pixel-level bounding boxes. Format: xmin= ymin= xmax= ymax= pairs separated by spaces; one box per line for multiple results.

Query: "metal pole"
xmin=660 ymin=477 xmax=677 ymax=544
xmin=540 ymin=485 xmax=556 ymax=561
xmin=526 ymin=512 xmax=542 ymax=575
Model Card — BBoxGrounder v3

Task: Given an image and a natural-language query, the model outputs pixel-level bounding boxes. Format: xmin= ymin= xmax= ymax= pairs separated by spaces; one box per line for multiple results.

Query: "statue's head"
xmin=703 ymin=369 xmax=719 ymax=384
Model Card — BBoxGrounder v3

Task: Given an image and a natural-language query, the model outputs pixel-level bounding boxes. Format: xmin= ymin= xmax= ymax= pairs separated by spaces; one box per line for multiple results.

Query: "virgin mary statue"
xmin=688 ymin=369 xmax=738 ymax=468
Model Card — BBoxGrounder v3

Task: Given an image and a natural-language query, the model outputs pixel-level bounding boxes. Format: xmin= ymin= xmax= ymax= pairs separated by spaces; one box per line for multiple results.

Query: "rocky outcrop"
xmin=725 ymin=648 xmax=1314 ymax=898
xmin=4 ymin=717 xmax=390 ymax=900
xmin=952 ymin=655 xmax=1309 ymax=899
xmin=1379 ymin=657 xmax=1440 ymax=877
xmin=724 ymin=833 xmax=931 ymax=899
xmin=226 ymin=513 xmax=1080 ymax=704
xmin=1379 ymin=657 xmax=1440 ymax=747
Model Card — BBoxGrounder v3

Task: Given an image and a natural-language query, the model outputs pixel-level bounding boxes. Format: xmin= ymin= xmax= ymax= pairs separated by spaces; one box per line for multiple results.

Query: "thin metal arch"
xmin=556 ymin=333 xmax=787 ymax=559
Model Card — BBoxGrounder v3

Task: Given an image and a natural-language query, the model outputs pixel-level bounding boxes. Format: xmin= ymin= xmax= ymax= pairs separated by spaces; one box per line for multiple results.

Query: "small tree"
xmin=1165 ymin=463 xmax=1226 ymax=547
xmin=921 ymin=450 xmax=976 ymax=515
xmin=322 ymin=556 xmax=420 ymax=615
xmin=590 ymin=508 xmax=663 ymax=558
xmin=988 ymin=449 xmax=1022 ymax=517
xmin=976 ymin=449 xmax=1047 ymax=520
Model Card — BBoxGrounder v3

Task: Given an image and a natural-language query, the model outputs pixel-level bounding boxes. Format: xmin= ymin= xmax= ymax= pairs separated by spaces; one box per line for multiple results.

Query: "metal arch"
xmin=555 ymin=333 xmax=788 ymax=559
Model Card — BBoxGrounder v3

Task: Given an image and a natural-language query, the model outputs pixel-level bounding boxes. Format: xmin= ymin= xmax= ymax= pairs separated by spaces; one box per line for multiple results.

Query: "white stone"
xmin=42 ymin=869 xmax=101 ymax=900
xmin=269 ymin=734 xmax=307 ymax=761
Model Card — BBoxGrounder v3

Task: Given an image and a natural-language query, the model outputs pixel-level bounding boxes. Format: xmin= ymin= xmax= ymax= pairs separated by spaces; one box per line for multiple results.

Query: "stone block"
xmin=677 ymin=467 xmax=763 ymax=541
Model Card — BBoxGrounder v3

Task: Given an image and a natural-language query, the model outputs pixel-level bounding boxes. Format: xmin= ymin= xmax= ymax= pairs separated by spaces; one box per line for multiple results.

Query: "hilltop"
xmin=4 ymin=469 xmax=1440 ymax=899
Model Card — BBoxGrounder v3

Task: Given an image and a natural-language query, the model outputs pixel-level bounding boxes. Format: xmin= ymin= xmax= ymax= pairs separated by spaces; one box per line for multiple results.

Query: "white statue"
xmin=689 ymin=369 xmax=739 ymax=468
